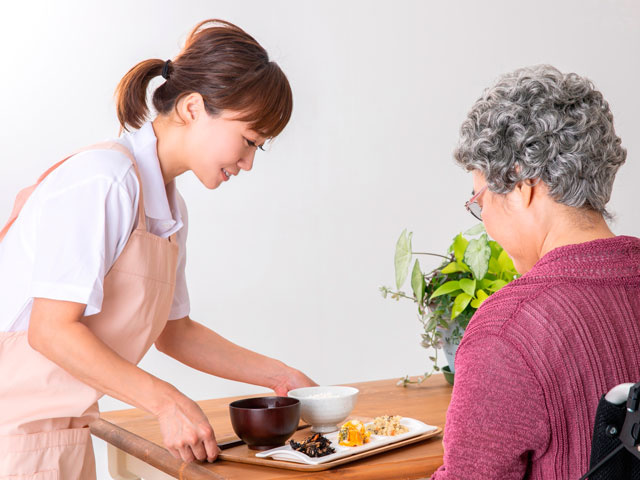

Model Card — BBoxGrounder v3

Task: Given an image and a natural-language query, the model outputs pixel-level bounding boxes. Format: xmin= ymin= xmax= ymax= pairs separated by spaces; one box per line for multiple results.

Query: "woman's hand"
xmin=271 ymin=367 xmax=318 ymax=396
xmin=156 ymin=390 xmax=220 ymax=463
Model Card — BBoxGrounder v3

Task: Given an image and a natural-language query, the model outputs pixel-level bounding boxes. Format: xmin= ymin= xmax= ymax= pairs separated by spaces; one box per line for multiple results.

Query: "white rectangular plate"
xmin=255 ymin=417 xmax=437 ymax=465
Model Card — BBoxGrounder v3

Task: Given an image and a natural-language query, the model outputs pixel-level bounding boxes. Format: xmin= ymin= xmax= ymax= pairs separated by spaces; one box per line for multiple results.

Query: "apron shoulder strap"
xmin=0 ymin=141 xmax=146 ymax=243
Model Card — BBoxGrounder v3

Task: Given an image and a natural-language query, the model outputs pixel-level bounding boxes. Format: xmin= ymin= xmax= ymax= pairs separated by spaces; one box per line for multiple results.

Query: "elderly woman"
xmin=431 ymin=65 xmax=640 ymax=479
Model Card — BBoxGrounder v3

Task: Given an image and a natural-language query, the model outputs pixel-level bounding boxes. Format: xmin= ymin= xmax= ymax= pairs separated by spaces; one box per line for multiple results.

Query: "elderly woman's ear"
xmin=512 ymin=180 xmax=535 ymax=210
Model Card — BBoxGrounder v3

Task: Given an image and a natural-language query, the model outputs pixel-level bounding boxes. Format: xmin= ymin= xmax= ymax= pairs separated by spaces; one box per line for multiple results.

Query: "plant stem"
xmin=391 ymin=292 xmax=416 ymax=301
xmin=412 ymin=252 xmax=452 ymax=260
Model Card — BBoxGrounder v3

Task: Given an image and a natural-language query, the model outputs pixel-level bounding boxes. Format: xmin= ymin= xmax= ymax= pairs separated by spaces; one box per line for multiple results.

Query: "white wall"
xmin=1 ymin=1 xmax=638 ymax=477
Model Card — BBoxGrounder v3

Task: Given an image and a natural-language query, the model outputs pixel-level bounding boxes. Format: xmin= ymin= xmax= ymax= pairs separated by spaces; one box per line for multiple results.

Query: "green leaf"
xmin=451 ymin=292 xmax=472 ymax=318
xmin=488 ymin=279 xmax=508 ymax=292
xmin=394 ymin=229 xmax=412 ymax=290
xmin=489 ymin=257 xmax=501 ymax=274
xmin=470 ymin=289 xmax=489 ymax=308
xmin=498 ymin=249 xmax=516 ymax=273
xmin=464 ymin=224 xmax=486 ymax=236
xmin=440 ymin=261 xmax=462 ymax=274
xmin=488 ymin=240 xmax=502 ymax=259
xmin=463 ymin=235 xmax=491 ymax=279
xmin=430 ymin=280 xmax=461 ymax=300
xmin=452 ymin=234 xmax=469 ymax=264
xmin=459 ymin=278 xmax=476 ymax=297
xmin=425 ymin=316 xmax=437 ymax=331
xmin=411 ymin=259 xmax=426 ymax=301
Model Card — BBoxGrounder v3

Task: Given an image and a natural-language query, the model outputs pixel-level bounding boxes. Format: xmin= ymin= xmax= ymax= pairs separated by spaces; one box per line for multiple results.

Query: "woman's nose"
xmin=239 ymin=151 xmax=255 ymax=171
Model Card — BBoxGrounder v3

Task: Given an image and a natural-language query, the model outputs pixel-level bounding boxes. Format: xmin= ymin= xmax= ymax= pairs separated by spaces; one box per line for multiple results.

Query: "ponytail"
xmin=113 ymin=19 xmax=293 ymax=137
xmin=115 ymin=59 xmax=165 ymax=132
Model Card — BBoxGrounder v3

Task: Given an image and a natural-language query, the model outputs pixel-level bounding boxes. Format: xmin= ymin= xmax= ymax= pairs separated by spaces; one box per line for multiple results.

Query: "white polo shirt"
xmin=0 ymin=122 xmax=190 ymax=332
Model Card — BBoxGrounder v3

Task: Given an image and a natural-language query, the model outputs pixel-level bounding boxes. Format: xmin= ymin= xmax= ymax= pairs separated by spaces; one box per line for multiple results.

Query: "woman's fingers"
xmin=167 ymin=440 xmax=209 ymax=464
xmin=190 ymin=440 xmax=208 ymax=462
xmin=166 ymin=443 xmax=192 ymax=464
xmin=195 ymin=421 xmax=219 ymax=462
xmin=167 ymin=446 xmax=182 ymax=461
xmin=178 ymin=445 xmax=195 ymax=463
xmin=203 ymin=436 xmax=220 ymax=462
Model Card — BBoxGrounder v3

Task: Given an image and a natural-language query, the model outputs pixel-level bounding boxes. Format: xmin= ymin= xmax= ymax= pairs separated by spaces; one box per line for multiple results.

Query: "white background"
xmin=0 ymin=1 xmax=638 ymax=477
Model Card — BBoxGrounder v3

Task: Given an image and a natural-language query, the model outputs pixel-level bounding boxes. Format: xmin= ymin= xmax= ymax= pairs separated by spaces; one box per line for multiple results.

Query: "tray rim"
xmin=217 ymin=425 xmax=443 ymax=472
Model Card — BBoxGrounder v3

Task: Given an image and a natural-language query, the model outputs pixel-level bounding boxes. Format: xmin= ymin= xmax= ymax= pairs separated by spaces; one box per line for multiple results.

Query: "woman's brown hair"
xmin=115 ymin=19 xmax=292 ymax=138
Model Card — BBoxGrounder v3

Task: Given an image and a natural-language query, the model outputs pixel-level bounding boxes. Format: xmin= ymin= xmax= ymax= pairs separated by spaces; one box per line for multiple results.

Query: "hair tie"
xmin=161 ymin=59 xmax=171 ymax=80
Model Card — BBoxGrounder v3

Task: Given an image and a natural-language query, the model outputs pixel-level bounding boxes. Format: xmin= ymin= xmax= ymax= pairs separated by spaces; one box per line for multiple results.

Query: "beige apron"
xmin=0 ymin=142 xmax=179 ymax=479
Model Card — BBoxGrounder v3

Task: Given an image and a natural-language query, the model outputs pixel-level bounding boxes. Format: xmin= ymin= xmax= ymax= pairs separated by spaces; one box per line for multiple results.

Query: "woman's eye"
xmin=245 ymin=138 xmax=265 ymax=151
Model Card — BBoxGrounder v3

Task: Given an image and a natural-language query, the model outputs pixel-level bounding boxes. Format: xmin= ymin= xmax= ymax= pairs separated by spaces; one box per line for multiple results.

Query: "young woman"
xmin=0 ymin=19 xmax=315 ymax=479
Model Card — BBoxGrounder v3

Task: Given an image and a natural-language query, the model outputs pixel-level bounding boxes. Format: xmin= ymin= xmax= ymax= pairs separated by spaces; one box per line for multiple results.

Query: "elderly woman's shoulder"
xmin=463 ymin=274 xmax=573 ymax=339
xmin=464 ymin=279 xmax=535 ymax=334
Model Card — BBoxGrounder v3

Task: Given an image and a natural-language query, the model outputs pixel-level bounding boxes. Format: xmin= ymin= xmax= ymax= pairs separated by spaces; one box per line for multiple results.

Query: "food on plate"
xmin=366 ymin=415 xmax=409 ymax=436
xmin=338 ymin=420 xmax=371 ymax=447
xmin=289 ymin=433 xmax=336 ymax=457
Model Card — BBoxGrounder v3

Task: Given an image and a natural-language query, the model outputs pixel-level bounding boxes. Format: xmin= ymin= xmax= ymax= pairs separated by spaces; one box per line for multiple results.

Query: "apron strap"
xmin=0 ymin=141 xmax=147 ymax=242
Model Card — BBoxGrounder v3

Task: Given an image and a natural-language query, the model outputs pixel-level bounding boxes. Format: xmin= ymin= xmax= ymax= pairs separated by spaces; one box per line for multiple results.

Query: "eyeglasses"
xmin=465 ymin=184 xmax=488 ymax=221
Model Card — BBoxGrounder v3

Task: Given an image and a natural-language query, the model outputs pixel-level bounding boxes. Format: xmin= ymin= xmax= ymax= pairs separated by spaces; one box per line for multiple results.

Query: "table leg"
xmin=107 ymin=444 xmax=176 ymax=480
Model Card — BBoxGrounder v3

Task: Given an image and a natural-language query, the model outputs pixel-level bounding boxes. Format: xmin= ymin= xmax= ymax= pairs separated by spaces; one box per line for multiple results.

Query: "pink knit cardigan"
xmin=431 ymin=236 xmax=640 ymax=479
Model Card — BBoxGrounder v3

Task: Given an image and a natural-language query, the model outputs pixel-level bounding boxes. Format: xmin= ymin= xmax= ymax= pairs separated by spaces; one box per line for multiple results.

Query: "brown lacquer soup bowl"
xmin=229 ymin=396 xmax=301 ymax=450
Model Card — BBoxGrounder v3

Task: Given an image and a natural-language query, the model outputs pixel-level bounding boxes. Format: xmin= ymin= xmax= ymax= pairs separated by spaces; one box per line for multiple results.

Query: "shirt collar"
xmin=122 ymin=122 xmax=182 ymax=229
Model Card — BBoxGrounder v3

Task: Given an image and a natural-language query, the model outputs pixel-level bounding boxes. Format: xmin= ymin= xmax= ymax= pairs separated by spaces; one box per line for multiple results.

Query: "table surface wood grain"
xmin=91 ymin=375 xmax=452 ymax=479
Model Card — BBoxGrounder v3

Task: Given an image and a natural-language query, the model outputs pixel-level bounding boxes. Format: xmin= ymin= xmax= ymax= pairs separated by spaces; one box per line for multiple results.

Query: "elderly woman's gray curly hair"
xmin=454 ymin=65 xmax=626 ymax=218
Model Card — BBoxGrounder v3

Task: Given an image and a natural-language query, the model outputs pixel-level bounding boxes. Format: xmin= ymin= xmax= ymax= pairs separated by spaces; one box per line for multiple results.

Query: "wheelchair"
xmin=581 ymin=382 xmax=640 ymax=479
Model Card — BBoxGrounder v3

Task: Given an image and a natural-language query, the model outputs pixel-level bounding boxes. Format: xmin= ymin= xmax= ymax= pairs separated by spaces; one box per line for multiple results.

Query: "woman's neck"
xmin=538 ymin=208 xmax=615 ymax=260
xmin=151 ymin=116 xmax=188 ymax=185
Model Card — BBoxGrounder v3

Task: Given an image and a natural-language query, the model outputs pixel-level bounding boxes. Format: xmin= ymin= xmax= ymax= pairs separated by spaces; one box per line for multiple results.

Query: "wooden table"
xmin=91 ymin=375 xmax=452 ymax=479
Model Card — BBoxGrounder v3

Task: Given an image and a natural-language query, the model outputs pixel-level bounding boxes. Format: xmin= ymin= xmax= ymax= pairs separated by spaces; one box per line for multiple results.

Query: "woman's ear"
xmin=176 ymin=93 xmax=205 ymax=123
xmin=512 ymin=179 xmax=540 ymax=211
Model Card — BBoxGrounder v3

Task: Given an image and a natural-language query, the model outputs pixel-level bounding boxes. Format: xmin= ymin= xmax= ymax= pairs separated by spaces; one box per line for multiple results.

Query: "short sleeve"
xmin=168 ymin=191 xmax=190 ymax=320
xmin=430 ymin=334 xmax=550 ymax=479
xmin=29 ymin=151 xmax=138 ymax=316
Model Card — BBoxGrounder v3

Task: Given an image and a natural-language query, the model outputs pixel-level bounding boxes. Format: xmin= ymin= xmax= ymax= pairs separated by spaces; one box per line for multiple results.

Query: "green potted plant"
xmin=380 ymin=224 xmax=519 ymax=386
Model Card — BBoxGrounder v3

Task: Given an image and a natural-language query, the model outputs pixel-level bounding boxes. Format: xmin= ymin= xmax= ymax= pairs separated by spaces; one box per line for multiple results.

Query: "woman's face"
xmin=162 ymin=94 xmax=266 ymax=190
xmin=471 ymin=170 xmax=542 ymax=274
xmin=184 ymin=109 xmax=266 ymax=190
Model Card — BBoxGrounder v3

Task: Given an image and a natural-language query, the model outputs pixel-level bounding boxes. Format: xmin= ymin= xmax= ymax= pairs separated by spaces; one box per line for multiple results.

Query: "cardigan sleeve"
xmin=431 ymin=333 xmax=550 ymax=479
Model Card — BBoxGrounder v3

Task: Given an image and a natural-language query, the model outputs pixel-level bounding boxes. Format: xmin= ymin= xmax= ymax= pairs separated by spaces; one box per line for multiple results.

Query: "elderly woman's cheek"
xmin=482 ymin=208 xmax=523 ymax=272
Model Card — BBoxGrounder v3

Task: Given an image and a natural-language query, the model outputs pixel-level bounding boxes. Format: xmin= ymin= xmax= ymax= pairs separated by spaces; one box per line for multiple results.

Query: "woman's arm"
xmin=28 ymin=297 xmax=219 ymax=464
xmin=155 ymin=316 xmax=316 ymax=395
